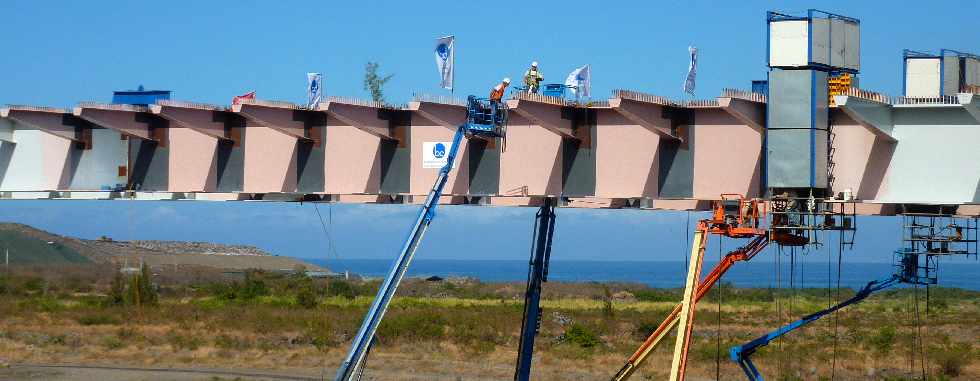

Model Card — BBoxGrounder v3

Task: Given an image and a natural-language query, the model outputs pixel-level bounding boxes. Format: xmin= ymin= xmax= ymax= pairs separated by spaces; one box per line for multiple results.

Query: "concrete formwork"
xmin=150 ymin=101 xmax=244 ymax=193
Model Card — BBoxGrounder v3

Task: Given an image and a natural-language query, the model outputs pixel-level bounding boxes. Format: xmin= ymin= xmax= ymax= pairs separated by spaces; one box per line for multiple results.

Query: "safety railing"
xmin=237 ymin=98 xmax=304 ymax=109
xmin=721 ymin=88 xmax=768 ymax=103
xmin=892 ymin=95 xmax=960 ymax=106
xmin=411 ymin=92 xmax=466 ymax=107
xmin=611 ymin=89 xmax=676 ymax=106
xmin=76 ymin=102 xmax=151 ymax=113
xmin=510 ymin=91 xmax=569 ymax=106
xmin=324 ymin=96 xmax=404 ymax=110
xmin=839 ymin=88 xmax=891 ymax=104
xmin=156 ymin=99 xmax=227 ymax=111
xmin=679 ymin=99 xmax=720 ymax=108
xmin=2 ymin=104 xmax=69 ymax=113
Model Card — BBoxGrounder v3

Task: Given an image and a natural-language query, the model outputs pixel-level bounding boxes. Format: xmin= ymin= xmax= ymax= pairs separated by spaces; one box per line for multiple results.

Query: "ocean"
xmin=307 ymin=258 xmax=980 ymax=290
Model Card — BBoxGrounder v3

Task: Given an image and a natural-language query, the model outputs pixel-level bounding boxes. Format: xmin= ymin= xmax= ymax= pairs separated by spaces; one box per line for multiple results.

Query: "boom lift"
xmin=334 ymin=97 xmax=506 ymax=381
xmin=612 ymin=195 xmax=853 ymax=381
xmin=514 ymin=198 xmax=557 ymax=381
xmin=728 ymin=250 xmax=934 ymax=381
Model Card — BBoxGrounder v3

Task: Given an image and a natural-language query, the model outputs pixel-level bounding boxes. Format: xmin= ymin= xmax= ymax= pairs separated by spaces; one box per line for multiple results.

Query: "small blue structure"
xmin=112 ymin=85 xmax=171 ymax=105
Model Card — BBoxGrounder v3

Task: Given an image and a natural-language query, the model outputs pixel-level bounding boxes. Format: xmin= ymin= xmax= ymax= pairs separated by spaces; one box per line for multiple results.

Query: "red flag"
xmin=232 ymin=91 xmax=256 ymax=105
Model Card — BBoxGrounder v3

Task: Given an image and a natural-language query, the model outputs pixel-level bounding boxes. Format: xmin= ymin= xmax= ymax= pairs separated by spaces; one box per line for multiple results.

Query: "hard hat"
xmin=503 ymin=77 xmax=511 ymax=84
xmin=531 ymin=61 xmax=538 ymax=67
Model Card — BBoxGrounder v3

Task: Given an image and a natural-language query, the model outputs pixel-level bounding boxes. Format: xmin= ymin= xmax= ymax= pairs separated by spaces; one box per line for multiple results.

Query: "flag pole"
xmin=450 ymin=35 xmax=455 ymax=95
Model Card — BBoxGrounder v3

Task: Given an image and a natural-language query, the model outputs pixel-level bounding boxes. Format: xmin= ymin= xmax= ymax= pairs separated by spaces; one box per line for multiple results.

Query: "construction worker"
xmin=523 ymin=61 xmax=543 ymax=93
xmin=490 ymin=77 xmax=510 ymax=102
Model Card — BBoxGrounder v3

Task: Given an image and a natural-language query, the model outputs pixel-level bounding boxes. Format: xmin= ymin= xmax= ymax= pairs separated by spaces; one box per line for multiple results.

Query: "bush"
xmin=377 ymin=310 xmax=446 ymax=343
xmin=328 ymin=280 xmax=356 ymax=300
xmin=928 ymin=337 xmax=972 ymax=377
xmin=304 ymin=319 xmax=336 ymax=350
xmin=101 ymin=335 xmax=124 ymax=350
xmin=296 ymin=286 xmax=317 ymax=309
xmin=564 ymin=324 xmax=600 ymax=348
xmin=76 ymin=313 xmax=121 ymax=326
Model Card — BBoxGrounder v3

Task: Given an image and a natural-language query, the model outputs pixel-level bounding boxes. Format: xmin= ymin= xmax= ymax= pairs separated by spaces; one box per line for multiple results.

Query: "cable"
xmin=831 ymin=228 xmax=843 ymax=381
xmin=313 ymin=203 xmax=340 ymax=260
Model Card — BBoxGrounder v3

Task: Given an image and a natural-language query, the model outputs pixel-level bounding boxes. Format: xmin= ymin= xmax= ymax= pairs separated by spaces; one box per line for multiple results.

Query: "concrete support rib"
xmin=150 ymin=101 xmax=232 ymax=141
xmin=73 ymin=103 xmax=159 ymax=141
xmin=407 ymin=101 xmax=466 ymax=131
xmin=719 ymin=97 xmax=766 ymax=132
xmin=2 ymin=106 xmax=85 ymax=142
xmin=505 ymin=98 xmax=575 ymax=138
xmin=231 ymin=101 xmax=312 ymax=140
xmin=608 ymin=98 xmax=678 ymax=140
xmin=959 ymin=93 xmax=980 ymax=123
xmin=833 ymin=95 xmax=897 ymax=141
xmin=319 ymin=101 xmax=395 ymax=140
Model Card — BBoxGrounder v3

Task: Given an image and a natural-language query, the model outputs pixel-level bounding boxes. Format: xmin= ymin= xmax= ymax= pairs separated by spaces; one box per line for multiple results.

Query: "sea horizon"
xmin=304 ymin=258 xmax=980 ymax=290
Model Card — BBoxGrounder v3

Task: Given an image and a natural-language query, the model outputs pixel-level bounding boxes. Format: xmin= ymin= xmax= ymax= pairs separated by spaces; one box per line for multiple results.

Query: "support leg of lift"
xmin=514 ymin=198 xmax=557 ymax=381
xmin=669 ymin=224 xmax=708 ymax=381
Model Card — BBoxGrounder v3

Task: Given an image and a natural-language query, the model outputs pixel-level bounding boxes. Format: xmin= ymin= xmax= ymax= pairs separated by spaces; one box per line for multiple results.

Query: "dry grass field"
xmin=0 ymin=266 xmax=976 ymax=381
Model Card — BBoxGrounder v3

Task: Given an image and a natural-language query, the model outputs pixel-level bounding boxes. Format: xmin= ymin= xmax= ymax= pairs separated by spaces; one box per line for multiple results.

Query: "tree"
xmin=363 ymin=62 xmax=394 ymax=103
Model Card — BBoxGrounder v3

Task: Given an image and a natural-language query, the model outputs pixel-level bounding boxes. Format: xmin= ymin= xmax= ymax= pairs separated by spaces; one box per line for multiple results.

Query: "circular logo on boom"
xmin=433 ymin=143 xmax=446 ymax=159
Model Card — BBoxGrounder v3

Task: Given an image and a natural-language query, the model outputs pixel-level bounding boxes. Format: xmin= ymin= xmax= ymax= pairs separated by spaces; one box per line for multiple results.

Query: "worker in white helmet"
xmin=523 ymin=61 xmax=543 ymax=94
xmin=490 ymin=77 xmax=511 ymax=102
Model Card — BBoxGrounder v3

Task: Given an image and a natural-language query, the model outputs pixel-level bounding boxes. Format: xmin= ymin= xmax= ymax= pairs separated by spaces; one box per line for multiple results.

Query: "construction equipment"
xmin=612 ymin=195 xmax=853 ymax=381
xmin=729 ymin=250 xmax=932 ymax=381
xmin=514 ymin=198 xmax=557 ymax=381
xmin=334 ymin=97 xmax=506 ymax=381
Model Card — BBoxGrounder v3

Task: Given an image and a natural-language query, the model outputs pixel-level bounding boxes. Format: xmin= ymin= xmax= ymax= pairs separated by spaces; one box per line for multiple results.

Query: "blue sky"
xmin=0 ymin=1 xmax=976 ymax=265
xmin=0 ymin=1 xmax=977 ymax=107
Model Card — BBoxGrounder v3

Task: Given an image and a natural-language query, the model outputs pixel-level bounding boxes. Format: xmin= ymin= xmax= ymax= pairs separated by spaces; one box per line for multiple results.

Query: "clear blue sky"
xmin=0 ymin=1 xmax=977 ymax=107
xmin=0 ymin=1 xmax=976 ymax=264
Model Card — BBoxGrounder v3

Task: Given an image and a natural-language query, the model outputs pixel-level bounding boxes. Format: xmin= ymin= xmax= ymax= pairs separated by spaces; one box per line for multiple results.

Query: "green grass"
xmin=0 ymin=230 xmax=89 ymax=265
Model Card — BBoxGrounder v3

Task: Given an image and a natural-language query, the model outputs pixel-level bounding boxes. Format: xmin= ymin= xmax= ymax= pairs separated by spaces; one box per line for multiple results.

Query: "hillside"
xmin=0 ymin=223 xmax=326 ymax=272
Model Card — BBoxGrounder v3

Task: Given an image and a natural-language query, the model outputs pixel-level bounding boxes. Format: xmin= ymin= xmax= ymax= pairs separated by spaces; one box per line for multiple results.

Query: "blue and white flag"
xmin=565 ymin=64 xmax=591 ymax=98
xmin=434 ymin=35 xmax=454 ymax=90
xmin=683 ymin=46 xmax=697 ymax=96
xmin=307 ymin=72 xmax=322 ymax=109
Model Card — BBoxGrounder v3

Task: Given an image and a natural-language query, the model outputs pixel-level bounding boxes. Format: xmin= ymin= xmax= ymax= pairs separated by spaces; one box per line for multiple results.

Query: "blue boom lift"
xmin=728 ymin=250 xmax=935 ymax=381
xmin=334 ymin=96 xmax=507 ymax=381
xmin=514 ymin=197 xmax=557 ymax=381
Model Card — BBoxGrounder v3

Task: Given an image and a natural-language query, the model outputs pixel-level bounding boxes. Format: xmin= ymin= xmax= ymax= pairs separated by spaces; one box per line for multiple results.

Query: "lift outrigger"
xmin=334 ymin=96 xmax=506 ymax=381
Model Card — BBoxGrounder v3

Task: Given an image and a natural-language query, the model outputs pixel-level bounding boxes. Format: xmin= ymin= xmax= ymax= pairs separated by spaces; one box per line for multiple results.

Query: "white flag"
xmin=434 ymin=36 xmax=454 ymax=90
xmin=683 ymin=46 xmax=697 ymax=96
xmin=307 ymin=72 xmax=323 ymax=109
xmin=565 ymin=64 xmax=591 ymax=98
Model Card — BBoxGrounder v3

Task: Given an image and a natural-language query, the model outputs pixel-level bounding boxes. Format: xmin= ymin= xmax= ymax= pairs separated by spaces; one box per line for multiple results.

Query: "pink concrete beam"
xmin=407 ymin=101 xmax=466 ymax=131
xmin=73 ymin=103 xmax=156 ymax=141
xmin=243 ymin=126 xmax=298 ymax=193
xmin=231 ymin=101 xmax=310 ymax=140
xmin=319 ymin=101 xmax=395 ymax=140
xmin=409 ymin=124 xmax=469 ymax=196
xmin=498 ymin=113 xmax=563 ymax=196
xmin=505 ymin=99 xmax=575 ymax=138
xmin=150 ymin=101 xmax=231 ymax=141
xmin=718 ymin=97 xmax=765 ymax=132
xmin=608 ymin=98 xmax=677 ymax=140
xmin=168 ymin=127 xmax=218 ymax=192
xmin=323 ymin=120 xmax=383 ymax=194
xmin=1 ymin=107 xmax=81 ymax=141
xmin=691 ymin=109 xmax=763 ymax=199
xmin=828 ymin=111 xmax=893 ymax=201
xmin=593 ymin=110 xmax=660 ymax=199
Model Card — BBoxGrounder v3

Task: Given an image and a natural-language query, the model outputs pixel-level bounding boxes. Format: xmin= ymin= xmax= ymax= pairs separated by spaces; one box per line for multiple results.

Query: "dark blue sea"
xmin=306 ymin=258 xmax=980 ymax=290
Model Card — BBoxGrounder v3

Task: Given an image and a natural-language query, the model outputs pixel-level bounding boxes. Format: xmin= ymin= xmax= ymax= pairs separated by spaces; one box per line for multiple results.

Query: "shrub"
xmin=101 ymin=335 xmax=124 ymax=350
xmin=564 ymin=324 xmax=600 ymax=348
xmin=296 ymin=286 xmax=317 ymax=309
xmin=304 ymin=319 xmax=335 ymax=350
xmin=166 ymin=330 xmax=204 ymax=351
xmin=928 ymin=337 xmax=972 ymax=377
xmin=377 ymin=310 xmax=445 ymax=343
xmin=328 ymin=280 xmax=356 ymax=300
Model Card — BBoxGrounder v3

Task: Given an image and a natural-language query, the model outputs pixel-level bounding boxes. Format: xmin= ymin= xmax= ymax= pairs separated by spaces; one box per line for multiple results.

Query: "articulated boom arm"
xmin=334 ymin=127 xmax=467 ymax=381
xmin=611 ymin=234 xmax=770 ymax=381
xmin=729 ymin=275 xmax=901 ymax=381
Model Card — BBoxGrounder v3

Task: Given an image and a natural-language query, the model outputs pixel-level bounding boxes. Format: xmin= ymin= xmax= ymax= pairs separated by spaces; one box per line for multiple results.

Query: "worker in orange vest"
xmin=490 ymin=77 xmax=511 ymax=102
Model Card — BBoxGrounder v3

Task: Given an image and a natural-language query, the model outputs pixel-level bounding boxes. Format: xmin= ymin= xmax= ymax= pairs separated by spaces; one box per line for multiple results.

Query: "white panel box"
xmin=905 ymin=58 xmax=941 ymax=97
xmin=769 ymin=20 xmax=809 ymax=68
